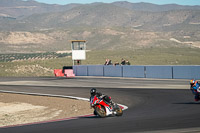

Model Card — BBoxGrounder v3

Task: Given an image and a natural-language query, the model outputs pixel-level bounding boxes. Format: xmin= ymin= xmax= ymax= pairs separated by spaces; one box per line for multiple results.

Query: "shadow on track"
xmin=79 ymin=115 xmax=118 ymax=119
xmin=79 ymin=115 xmax=98 ymax=119
xmin=173 ymin=102 xmax=200 ymax=104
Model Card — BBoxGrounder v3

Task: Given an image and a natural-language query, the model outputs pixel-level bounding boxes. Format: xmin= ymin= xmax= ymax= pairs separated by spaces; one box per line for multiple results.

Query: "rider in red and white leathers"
xmin=90 ymin=88 xmax=114 ymax=107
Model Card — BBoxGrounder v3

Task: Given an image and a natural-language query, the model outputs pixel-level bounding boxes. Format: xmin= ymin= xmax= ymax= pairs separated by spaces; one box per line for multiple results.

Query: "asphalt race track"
xmin=0 ymin=77 xmax=200 ymax=133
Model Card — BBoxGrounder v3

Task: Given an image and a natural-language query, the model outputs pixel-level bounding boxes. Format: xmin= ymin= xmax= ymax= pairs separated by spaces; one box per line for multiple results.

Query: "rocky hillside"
xmin=0 ymin=0 xmax=200 ymax=53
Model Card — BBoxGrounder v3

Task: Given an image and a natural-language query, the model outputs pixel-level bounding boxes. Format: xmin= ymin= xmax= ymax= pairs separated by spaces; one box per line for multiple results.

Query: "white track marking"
xmin=0 ymin=90 xmax=128 ymax=111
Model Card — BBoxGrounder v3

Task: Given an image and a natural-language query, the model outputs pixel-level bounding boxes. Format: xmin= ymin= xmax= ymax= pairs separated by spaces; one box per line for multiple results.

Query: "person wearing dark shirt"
xmin=121 ymin=58 xmax=125 ymax=65
xmin=125 ymin=60 xmax=131 ymax=65
xmin=104 ymin=59 xmax=112 ymax=65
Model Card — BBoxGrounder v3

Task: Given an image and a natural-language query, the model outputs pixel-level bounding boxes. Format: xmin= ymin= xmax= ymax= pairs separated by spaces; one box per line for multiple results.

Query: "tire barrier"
xmin=73 ymin=65 xmax=200 ymax=79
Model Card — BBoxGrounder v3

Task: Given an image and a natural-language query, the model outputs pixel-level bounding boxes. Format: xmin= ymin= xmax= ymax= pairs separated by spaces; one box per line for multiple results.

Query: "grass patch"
xmin=82 ymin=47 xmax=200 ymax=65
xmin=0 ymin=47 xmax=199 ymax=77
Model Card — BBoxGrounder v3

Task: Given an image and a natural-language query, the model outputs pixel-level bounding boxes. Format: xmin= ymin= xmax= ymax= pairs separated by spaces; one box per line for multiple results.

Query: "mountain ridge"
xmin=0 ymin=0 xmax=200 ymax=53
xmin=1 ymin=0 xmax=200 ymax=19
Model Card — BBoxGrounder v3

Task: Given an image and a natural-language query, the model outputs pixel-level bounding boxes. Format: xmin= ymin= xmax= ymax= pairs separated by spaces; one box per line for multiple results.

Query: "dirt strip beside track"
xmin=0 ymin=93 xmax=93 ymax=127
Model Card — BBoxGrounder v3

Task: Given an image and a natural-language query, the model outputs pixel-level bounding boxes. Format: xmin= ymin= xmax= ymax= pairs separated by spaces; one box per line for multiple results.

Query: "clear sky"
xmin=34 ymin=0 xmax=200 ymax=6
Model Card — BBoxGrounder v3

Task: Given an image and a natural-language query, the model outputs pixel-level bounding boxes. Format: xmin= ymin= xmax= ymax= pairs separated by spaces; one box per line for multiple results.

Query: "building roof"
xmin=70 ymin=40 xmax=86 ymax=43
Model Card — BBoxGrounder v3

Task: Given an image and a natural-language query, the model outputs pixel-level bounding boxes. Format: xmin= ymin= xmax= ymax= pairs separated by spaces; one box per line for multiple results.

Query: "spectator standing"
xmin=108 ymin=59 xmax=112 ymax=65
xmin=125 ymin=60 xmax=131 ymax=65
xmin=104 ymin=59 xmax=112 ymax=65
xmin=104 ymin=59 xmax=109 ymax=65
xmin=121 ymin=58 xmax=126 ymax=65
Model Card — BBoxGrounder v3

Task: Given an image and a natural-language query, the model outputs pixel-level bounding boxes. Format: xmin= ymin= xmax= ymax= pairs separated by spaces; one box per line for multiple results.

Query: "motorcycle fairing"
xmin=105 ymin=106 xmax=113 ymax=116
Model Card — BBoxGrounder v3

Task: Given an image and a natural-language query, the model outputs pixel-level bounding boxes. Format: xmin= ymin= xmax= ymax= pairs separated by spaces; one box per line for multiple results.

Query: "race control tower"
xmin=71 ymin=40 xmax=86 ymax=65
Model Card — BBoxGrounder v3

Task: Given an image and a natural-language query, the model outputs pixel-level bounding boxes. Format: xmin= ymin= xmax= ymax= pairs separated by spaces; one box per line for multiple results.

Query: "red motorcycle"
xmin=90 ymin=95 xmax=123 ymax=118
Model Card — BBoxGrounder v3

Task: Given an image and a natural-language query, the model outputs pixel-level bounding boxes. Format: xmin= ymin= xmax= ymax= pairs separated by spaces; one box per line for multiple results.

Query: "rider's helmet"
xmin=90 ymin=88 xmax=96 ymax=96
xmin=190 ymin=79 xmax=195 ymax=85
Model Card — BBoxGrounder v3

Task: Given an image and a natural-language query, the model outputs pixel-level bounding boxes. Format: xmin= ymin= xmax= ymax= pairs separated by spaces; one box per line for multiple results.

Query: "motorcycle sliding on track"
xmin=90 ymin=95 xmax=123 ymax=118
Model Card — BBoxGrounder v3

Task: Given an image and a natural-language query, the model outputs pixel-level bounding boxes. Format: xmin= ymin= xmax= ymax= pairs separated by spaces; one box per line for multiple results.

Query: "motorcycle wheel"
xmin=93 ymin=110 xmax=97 ymax=115
xmin=195 ymin=95 xmax=200 ymax=101
xmin=115 ymin=105 xmax=123 ymax=116
xmin=95 ymin=105 xmax=106 ymax=118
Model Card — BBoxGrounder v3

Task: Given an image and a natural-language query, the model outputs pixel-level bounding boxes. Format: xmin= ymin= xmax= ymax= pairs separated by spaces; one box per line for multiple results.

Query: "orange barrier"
xmin=54 ymin=69 xmax=64 ymax=77
xmin=64 ymin=69 xmax=75 ymax=77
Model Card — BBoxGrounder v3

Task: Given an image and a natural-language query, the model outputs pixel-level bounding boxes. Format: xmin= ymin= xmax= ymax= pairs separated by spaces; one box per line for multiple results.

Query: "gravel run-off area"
xmin=0 ymin=93 xmax=93 ymax=127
